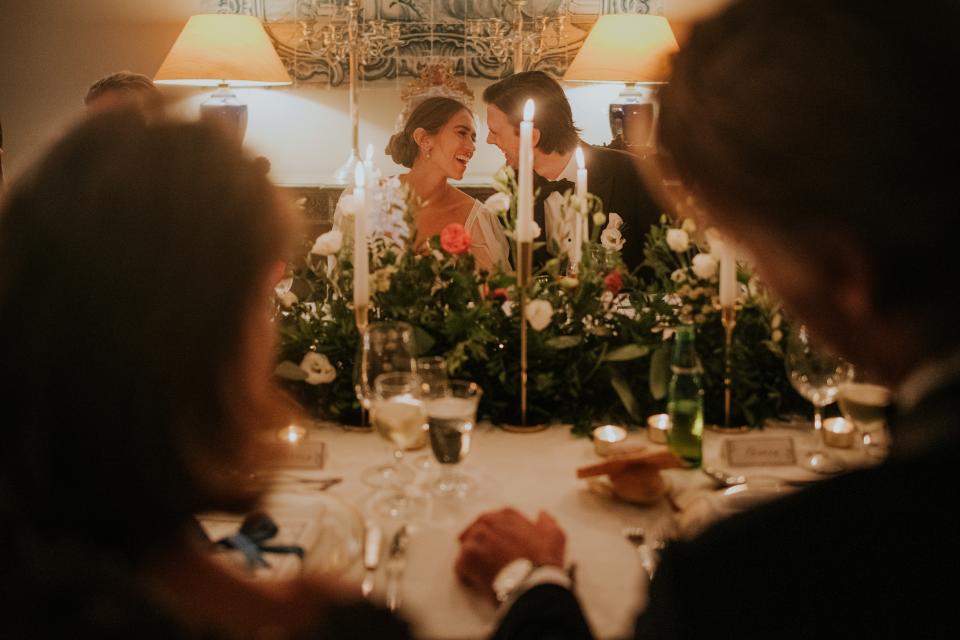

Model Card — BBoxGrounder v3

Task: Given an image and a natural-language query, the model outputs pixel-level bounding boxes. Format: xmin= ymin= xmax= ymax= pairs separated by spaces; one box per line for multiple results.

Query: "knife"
xmin=385 ymin=525 xmax=408 ymax=612
xmin=361 ymin=522 xmax=382 ymax=598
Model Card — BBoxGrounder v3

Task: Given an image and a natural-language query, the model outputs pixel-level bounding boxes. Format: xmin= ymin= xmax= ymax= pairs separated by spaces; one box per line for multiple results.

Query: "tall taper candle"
xmin=719 ymin=239 xmax=737 ymax=307
xmin=363 ymin=143 xmax=375 ymax=184
xmin=353 ymin=163 xmax=369 ymax=311
xmin=517 ymin=99 xmax=535 ymax=242
xmin=573 ymin=146 xmax=587 ymax=268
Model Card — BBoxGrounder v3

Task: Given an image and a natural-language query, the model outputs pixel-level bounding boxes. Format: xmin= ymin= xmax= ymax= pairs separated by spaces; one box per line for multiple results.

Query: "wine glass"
xmin=784 ymin=324 xmax=853 ymax=474
xmin=837 ymin=369 xmax=893 ymax=460
xmin=356 ymin=321 xmax=417 ymax=487
xmin=425 ymin=380 xmax=482 ymax=496
xmin=369 ymin=372 xmax=428 ymax=518
xmin=413 ymin=356 xmax=448 ymax=471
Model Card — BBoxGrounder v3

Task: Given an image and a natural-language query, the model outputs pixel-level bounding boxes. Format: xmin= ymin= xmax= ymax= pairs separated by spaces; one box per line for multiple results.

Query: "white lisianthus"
xmin=600 ymin=227 xmax=625 ymax=251
xmin=671 ymin=269 xmax=687 ymax=283
xmin=300 ymin=352 xmax=337 ymax=385
xmin=607 ymin=212 xmax=624 ymax=230
xmin=501 ymin=300 xmax=515 ymax=317
xmin=681 ymin=217 xmax=697 ymax=234
xmin=311 ymin=229 xmax=343 ymax=256
xmin=278 ymin=291 xmax=298 ymax=308
xmin=666 ymin=228 xmax=690 ymax=253
xmin=691 ymin=253 xmax=719 ymax=280
xmin=484 ymin=192 xmax=512 ymax=213
xmin=526 ymin=299 xmax=554 ymax=331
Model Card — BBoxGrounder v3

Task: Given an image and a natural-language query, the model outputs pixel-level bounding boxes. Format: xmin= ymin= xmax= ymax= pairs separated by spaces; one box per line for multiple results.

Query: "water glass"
xmin=425 ymin=380 xmax=482 ymax=496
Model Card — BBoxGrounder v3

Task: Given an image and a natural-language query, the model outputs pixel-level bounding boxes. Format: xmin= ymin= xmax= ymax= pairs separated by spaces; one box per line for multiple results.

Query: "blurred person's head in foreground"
xmin=0 ymin=108 xmax=297 ymax=556
xmin=658 ymin=0 xmax=960 ymax=384
xmin=85 ymin=71 xmax=164 ymax=114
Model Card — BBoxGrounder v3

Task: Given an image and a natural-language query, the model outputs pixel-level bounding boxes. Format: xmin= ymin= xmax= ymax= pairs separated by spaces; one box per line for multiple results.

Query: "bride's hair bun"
xmin=385 ymin=96 xmax=470 ymax=168
xmin=386 ymin=131 xmax=418 ymax=168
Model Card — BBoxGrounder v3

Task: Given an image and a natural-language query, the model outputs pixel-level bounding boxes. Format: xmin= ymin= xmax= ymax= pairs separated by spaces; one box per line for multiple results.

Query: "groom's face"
xmin=486 ymin=104 xmax=521 ymax=168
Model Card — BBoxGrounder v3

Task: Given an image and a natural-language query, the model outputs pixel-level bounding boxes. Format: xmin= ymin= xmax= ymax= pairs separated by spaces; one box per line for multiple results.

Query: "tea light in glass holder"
xmin=592 ymin=424 xmax=627 ymax=456
xmin=822 ymin=417 xmax=854 ymax=448
xmin=647 ymin=414 xmax=670 ymax=444
xmin=278 ymin=423 xmax=307 ymax=444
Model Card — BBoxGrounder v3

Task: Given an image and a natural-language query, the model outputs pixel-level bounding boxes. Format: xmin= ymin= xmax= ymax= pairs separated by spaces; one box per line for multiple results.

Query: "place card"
xmin=724 ymin=437 xmax=796 ymax=467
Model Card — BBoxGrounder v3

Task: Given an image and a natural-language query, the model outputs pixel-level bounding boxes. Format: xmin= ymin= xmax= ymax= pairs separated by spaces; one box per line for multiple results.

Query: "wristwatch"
xmin=492 ymin=558 xmax=535 ymax=603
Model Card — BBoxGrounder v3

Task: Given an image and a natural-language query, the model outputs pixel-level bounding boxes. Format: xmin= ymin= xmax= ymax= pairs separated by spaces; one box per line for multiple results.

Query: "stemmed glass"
xmin=369 ymin=372 xmax=428 ymax=518
xmin=356 ymin=321 xmax=417 ymax=487
xmin=784 ymin=324 xmax=853 ymax=474
xmin=425 ymin=380 xmax=482 ymax=496
xmin=413 ymin=356 xmax=448 ymax=471
xmin=837 ymin=369 xmax=893 ymax=460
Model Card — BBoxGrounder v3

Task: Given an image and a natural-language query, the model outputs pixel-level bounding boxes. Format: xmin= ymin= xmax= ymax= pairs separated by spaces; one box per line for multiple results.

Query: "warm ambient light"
xmin=575 ymin=146 xmax=585 ymax=170
xmin=523 ymin=98 xmax=535 ymax=122
xmin=563 ymin=14 xmax=679 ymax=84
xmin=154 ymin=14 xmax=291 ymax=87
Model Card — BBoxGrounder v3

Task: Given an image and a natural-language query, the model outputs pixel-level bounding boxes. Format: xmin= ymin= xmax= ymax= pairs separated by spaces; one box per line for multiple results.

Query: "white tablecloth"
xmin=270 ymin=421 xmax=872 ymax=639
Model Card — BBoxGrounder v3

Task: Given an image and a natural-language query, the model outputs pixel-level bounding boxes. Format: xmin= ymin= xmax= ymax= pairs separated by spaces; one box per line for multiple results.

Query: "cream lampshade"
xmin=154 ymin=14 xmax=292 ymax=142
xmin=564 ymin=14 xmax=679 ymax=150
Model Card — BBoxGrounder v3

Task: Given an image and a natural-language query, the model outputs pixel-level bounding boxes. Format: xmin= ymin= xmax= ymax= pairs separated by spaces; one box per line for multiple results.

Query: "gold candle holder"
xmin=517 ymin=240 xmax=532 ymax=426
xmin=356 ymin=304 xmax=369 ymax=428
xmin=707 ymin=303 xmax=750 ymax=433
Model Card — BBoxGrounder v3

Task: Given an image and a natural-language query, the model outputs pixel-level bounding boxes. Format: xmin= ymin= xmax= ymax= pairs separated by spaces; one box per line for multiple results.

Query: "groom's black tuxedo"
xmin=533 ymin=143 xmax=662 ymax=274
xmin=494 ymin=378 xmax=960 ymax=639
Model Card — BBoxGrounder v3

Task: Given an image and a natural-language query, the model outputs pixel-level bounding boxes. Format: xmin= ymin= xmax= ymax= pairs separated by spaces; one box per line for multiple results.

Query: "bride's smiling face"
xmin=419 ymin=109 xmax=477 ymax=180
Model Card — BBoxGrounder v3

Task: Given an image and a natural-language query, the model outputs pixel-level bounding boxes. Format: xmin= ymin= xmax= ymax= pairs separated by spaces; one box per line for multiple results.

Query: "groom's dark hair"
xmin=483 ymin=70 xmax=580 ymax=154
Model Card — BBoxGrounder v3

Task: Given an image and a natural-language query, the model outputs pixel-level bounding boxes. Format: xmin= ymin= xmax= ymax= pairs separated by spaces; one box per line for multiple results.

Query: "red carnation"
xmin=440 ymin=223 xmax=472 ymax=255
xmin=604 ymin=271 xmax=623 ymax=295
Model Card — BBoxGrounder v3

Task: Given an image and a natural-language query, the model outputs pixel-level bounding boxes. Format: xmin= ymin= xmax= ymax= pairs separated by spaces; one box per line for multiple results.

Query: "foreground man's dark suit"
xmin=533 ymin=143 xmax=661 ymax=274
xmin=494 ymin=379 xmax=960 ymax=639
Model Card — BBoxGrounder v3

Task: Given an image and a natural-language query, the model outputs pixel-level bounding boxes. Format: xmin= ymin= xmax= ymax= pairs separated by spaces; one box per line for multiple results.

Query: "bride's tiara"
xmin=394 ymin=60 xmax=475 ymax=133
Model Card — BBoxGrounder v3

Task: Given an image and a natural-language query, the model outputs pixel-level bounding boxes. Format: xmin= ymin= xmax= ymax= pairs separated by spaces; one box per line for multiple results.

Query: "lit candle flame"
xmin=575 ymin=146 xmax=585 ymax=170
xmin=523 ymin=98 xmax=535 ymax=122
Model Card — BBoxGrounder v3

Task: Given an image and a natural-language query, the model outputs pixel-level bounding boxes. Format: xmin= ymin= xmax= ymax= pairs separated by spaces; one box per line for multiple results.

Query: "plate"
xmin=200 ymin=492 xmax=364 ymax=581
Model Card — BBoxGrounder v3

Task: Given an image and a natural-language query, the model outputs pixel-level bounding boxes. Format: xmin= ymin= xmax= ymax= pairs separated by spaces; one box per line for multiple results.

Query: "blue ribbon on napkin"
xmin=216 ymin=511 xmax=305 ymax=570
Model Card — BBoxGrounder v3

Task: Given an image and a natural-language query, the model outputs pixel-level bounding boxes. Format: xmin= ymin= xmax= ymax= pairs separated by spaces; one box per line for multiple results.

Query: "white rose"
xmin=671 ymin=269 xmax=687 ymax=283
xmin=338 ymin=194 xmax=360 ymax=216
xmin=300 ymin=352 xmax=337 ymax=385
xmin=484 ymin=192 xmax=512 ymax=213
xmin=607 ymin=212 xmax=624 ymax=230
xmin=681 ymin=217 xmax=697 ymax=234
xmin=691 ymin=253 xmax=718 ymax=280
xmin=525 ymin=299 xmax=554 ymax=331
xmin=666 ymin=228 xmax=690 ymax=253
xmin=600 ymin=227 xmax=625 ymax=251
xmin=501 ymin=300 xmax=514 ymax=317
xmin=278 ymin=291 xmax=298 ymax=308
xmin=311 ymin=229 xmax=343 ymax=256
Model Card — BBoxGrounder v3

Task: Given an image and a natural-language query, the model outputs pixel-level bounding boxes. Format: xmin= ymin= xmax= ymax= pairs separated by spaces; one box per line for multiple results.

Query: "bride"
xmin=384 ymin=96 xmax=510 ymax=271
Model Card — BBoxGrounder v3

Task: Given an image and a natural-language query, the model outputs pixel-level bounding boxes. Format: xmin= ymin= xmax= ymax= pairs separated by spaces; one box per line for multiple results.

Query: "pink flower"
xmin=440 ymin=223 xmax=472 ymax=254
xmin=492 ymin=287 xmax=509 ymax=301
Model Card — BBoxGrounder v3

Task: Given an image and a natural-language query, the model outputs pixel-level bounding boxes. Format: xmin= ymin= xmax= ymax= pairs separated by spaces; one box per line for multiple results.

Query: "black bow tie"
xmin=535 ymin=174 xmax=574 ymax=199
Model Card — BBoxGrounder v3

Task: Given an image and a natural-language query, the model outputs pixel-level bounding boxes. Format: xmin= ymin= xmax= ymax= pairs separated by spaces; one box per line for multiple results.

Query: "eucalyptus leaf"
xmin=545 ymin=335 xmax=582 ymax=349
xmin=649 ymin=344 xmax=671 ymax=400
xmin=601 ymin=343 xmax=649 ymax=362
xmin=609 ymin=367 xmax=643 ymax=422
xmin=275 ymin=361 xmax=308 ymax=381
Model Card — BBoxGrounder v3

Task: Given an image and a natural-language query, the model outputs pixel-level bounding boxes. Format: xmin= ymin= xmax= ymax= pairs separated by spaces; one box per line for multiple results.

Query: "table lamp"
xmin=564 ymin=14 xmax=679 ymax=151
xmin=154 ymin=14 xmax=292 ymax=143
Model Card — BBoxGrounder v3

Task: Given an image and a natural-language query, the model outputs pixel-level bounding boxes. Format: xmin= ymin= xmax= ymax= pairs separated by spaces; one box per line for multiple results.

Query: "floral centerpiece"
xmin=274 ymin=170 xmax=803 ymax=434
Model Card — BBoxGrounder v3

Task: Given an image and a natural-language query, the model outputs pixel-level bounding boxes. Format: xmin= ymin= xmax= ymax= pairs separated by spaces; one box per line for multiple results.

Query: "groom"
xmin=482 ymin=70 xmax=661 ymax=272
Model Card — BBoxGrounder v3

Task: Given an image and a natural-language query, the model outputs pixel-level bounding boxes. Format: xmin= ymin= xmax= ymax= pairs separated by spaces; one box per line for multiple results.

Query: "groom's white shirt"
xmin=543 ymin=152 xmax=579 ymax=255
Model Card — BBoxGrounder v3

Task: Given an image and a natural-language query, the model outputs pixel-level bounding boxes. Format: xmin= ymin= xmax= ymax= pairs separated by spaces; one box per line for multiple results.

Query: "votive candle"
xmin=823 ymin=417 xmax=854 ymax=448
xmin=647 ymin=413 xmax=671 ymax=444
xmin=592 ymin=424 xmax=627 ymax=456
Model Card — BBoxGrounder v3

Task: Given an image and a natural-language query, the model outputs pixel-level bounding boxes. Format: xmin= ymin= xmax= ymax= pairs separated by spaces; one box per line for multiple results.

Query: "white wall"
xmin=0 ymin=0 xmax=727 ymax=186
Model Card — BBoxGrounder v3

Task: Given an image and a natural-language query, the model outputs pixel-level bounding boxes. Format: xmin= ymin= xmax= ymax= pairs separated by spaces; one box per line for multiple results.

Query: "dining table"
xmin=243 ymin=420 xmax=875 ymax=639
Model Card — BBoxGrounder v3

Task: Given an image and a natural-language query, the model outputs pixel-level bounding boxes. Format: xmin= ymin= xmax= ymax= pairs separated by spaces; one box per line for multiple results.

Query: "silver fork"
xmin=623 ymin=526 xmax=659 ymax=580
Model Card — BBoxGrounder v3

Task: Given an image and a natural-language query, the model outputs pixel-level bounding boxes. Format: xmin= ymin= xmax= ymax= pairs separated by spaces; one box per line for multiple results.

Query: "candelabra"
xmin=298 ymin=0 xmax=402 ymax=182
xmin=467 ymin=0 xmax=568 ymax=73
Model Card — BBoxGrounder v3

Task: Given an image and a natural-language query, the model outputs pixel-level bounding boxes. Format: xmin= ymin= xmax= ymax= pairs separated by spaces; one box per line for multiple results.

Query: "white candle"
xmin=718 ymin=238 xmax=737 ymax=307
xmin=517 ymin=99 xmax=535 ymax=242
xmin=572 ymin=146 xmax=587 ymax=267
xmin=353 ymin=163 xmax=369 ymax=308
xmin=363 ymin=143 xmax=375 ymax=185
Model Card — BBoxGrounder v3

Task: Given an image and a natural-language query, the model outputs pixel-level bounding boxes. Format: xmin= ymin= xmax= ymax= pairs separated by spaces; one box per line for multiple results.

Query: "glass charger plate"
xmin=200 ymin=492 xmax=364 ymax=581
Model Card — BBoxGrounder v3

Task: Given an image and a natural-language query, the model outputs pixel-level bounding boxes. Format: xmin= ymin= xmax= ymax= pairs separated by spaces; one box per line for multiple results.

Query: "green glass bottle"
xmin=667 ymin=325 xmax=704 ymax=467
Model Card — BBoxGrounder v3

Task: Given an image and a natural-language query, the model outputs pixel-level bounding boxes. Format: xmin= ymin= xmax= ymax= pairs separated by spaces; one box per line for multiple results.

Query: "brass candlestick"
xmin=721 ymin=305 xmax=736 ymax=428
xmin=517 ymin=240 xmax=533 ymax=426
xmin=355 ymin=304 xmax=369 ymax=428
